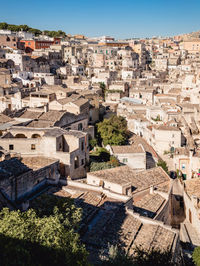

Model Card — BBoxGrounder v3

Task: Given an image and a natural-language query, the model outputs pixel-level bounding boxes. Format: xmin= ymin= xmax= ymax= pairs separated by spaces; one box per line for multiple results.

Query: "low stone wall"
xmin=61 ymin=180 xmax=132 ymax=204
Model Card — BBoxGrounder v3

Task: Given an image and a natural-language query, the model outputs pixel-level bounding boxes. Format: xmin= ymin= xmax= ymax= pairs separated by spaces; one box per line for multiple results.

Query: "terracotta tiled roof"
xmin=89 ymin=166 xmax=170 ymax=193
xmin=0 ymin=114 xmax=13 ymax=124
xmin=184 ymin=178 xmax=200 ymax=198
xmin=112 ymin=144 xmax=144 ymax=154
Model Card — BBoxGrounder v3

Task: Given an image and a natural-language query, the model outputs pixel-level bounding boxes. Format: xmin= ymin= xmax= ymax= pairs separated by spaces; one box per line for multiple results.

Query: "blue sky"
xmin=0 ymin=0 xmax=200 ymax=39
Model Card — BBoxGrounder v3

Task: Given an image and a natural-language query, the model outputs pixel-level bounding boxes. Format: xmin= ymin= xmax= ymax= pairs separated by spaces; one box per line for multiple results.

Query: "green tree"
xmin=90 ymin=147 xmax=111 ymax=162
xmin=157 ymin=159 xmax=168 ymax=173
xmin=19 ymin=24 xmax=30 ymax=32
xmin=0 ymin=195 xmax=89 ymax=266
xmin=99 ymin=82 xmax=106 ymax=100
xmin=28 ymin=28 xmax=42 ymax=36
xmin=110 ymin=155 xmax=120 ymax=167
xmin=0 ymin=22 xmax=8 ymax=29
xmin=57 ymin=30 xmax=66 ymax=37
xmin=89 ymin=138 xmax=98 ymax=149
xmin=97 ymin=115 xmax=128 ymax=146
xmin=7 ymin=24 xmax=20 ymax=31
xmin=90 ymin=161 xmax=115 ymax=172
xmin=193 ymin=246 xmax=200 ymax=266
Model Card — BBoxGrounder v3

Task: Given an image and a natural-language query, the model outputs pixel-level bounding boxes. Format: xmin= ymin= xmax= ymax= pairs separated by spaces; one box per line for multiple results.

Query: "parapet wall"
xmin=61 ymin=179 xmax=132 ymax=205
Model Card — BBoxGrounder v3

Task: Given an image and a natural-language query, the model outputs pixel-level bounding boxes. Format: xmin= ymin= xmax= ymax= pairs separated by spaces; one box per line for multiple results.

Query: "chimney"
xmin=44 ymin=103 xmax=49 ymax=113
xmin=150 ymin=185 xmax=154 ymax=194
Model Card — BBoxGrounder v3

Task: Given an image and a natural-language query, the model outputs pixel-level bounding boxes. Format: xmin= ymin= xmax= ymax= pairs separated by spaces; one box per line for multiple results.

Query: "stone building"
xmin=144 ymin=125 xmax=182 ymax=155
xmin=106 ymin=143 xmax=146 ymax=170
xmin=180 ymin=178 xmax=200 ymax=246
xmin=0 ymin=127 xmax=89 ymax=179
xmin=0 ymin=34 xmax=22 ymax=49
xmin=0 ymin=157 xmax=59 ymax=203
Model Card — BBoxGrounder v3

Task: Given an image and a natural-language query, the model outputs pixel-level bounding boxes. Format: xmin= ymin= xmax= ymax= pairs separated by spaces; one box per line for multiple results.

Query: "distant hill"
xmin=174 ymin=30 xmax=200 ymax=41
xmin=0 ymin=22 xmax=66 ymax=38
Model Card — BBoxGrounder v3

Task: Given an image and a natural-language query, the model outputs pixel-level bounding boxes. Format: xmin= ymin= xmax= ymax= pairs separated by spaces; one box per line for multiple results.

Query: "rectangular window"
xmin=123 ymin=158 xmax=128 ymax=163
xmin=81 ymin=141 xmax=84 ymax=151
xmin=81 ymin=159 xmax=84 ymax=165
xmin=31 ymin=144 xmax=36 ymax=150
xmin=9 ymin=144 xmax=14 ymax=150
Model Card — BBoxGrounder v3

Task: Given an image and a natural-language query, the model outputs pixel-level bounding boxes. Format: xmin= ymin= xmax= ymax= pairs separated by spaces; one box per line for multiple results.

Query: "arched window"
xmin=74 ymin=156 xmax=79 ymax=169
xmin=15 ymin=134 xmax=27 ymax=138
xmin=31 ymin=134 xmax=41 ymax=138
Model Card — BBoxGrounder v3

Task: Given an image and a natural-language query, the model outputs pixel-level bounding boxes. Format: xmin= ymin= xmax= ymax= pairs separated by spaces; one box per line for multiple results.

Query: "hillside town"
xmin=1 ymin=24 xmax=200 ymax=265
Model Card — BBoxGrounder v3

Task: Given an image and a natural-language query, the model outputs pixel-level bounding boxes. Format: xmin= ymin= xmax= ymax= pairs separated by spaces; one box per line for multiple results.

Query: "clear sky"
xmin=0 ymin=0 xmax=200 ymax=39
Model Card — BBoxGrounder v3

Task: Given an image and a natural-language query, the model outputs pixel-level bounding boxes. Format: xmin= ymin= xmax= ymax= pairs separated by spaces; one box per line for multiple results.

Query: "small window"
xmin=81 ymin=141 xmax=84 ymax=151
xmin=123 ymin=158 xmax=128 ymax=163
xmin=78 ymin=123 xmax=83 ymax=131
xmin=81 ymin=159 xmax=84 ymax=165
xmin=31 ymin=144 xmax=36 ymax=150
xmin=9 ymin=144 xmax=14 ymax=150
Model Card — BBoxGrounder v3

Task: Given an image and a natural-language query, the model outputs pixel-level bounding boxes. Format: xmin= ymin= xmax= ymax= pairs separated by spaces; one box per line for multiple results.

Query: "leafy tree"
xmin=57 ymin=30 xmax=66 ymax=37
xmin=97 ymin=115 xmax=128 ymax=146
xmin=0 ymin=22 xmax=8 ymax=29
xmin=89 ymin=138 xmax=98 ymax=149
xmin=99 ymin=82 xmax=106 ymax=100
xmin=157 ymin=159 xmax=169 ymax=174
xmin=0 ymin=195 xmax=89 ymax=266
xmin=43 ymin=30 xmax=66 ymax=38
xmin=28 ymin=28 xmax=42 ymax=36
xmin=19 ymin=24 xmax=30 ymax=32
xmin=90 ymin=147 xmax=111 ymax=162
xmin=0 ymin=22 xmax=64 ymax=37
xmin=193 ymin=246 xmax=200 ymax=266
xmin=110 ymin=156 xmax=120 ymax=167
xmin=90 ymin=161 xmax=116 ymax=172
xmin=7 ymin=24 xmax=20 ymax=31
xmin=89 ymin=146 xmax=119 ymax=171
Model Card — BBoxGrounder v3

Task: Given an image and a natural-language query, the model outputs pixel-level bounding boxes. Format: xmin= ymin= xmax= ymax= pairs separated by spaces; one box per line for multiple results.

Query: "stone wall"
xmin=0 ymin=160 xmax=60 ymax=202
